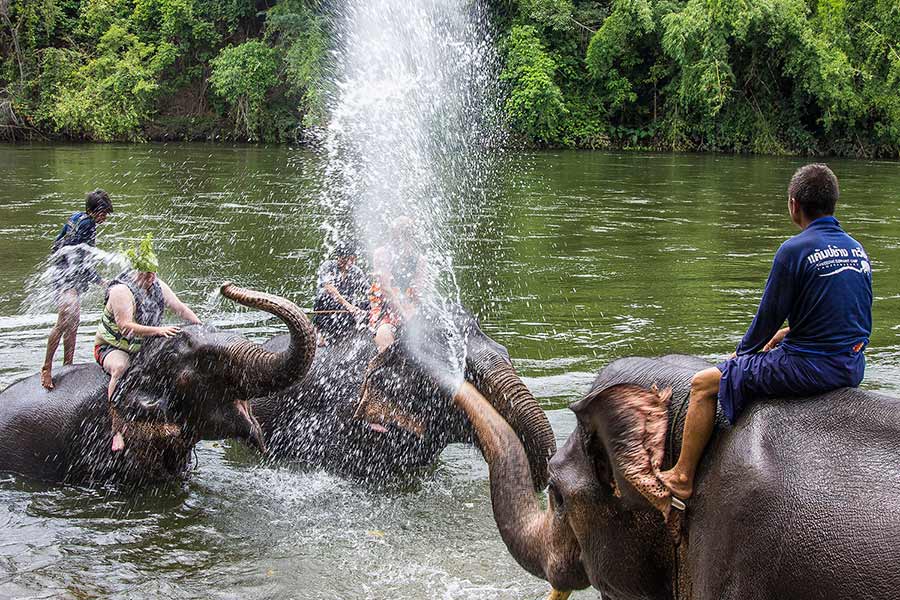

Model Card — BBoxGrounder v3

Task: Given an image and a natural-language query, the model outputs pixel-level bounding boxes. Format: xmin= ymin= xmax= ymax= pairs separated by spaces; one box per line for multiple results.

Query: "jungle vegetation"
xmin=1 ymin=0 xmax=898 ymax=157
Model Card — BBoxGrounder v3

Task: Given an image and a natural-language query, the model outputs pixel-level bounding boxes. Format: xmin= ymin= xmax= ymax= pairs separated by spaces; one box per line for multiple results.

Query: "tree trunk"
xmin=0 ymin=0 xmax=26 ymax=89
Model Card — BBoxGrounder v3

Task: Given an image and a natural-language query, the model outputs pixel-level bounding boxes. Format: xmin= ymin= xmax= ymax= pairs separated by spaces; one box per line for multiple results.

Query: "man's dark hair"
xmin=85 ymin=189 xmax=113 ymax=214
xmin=333 ymin=239 xmax=358 ymax=258
xmin=788 ymin=164 xmax=839 ymax=219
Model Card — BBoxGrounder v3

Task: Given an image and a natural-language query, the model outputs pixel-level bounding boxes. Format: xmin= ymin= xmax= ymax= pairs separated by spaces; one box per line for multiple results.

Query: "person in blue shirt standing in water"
xmin=658 ymin=163 xmax=873 ymax=508
xmin=41 ymin=189 xmax=114 ymax=390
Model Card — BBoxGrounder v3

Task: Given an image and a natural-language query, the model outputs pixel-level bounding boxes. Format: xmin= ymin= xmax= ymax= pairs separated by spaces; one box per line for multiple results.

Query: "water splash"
xmin=320 ymin=0 xmax=504 ymax=385
xmin=22 ymin=245 xmax=132 ymax=315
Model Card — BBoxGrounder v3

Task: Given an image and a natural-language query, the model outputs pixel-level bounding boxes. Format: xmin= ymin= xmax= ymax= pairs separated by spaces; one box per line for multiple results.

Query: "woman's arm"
xmin=412 ymin=255 xmax=429 ymax=299
xmin=109 ymin=286 xmax=178 ymax=338
xmin=373 ymin=247 xmax=401 ymax=303
xmin=159 ymin=280 xmax=201 ymax=324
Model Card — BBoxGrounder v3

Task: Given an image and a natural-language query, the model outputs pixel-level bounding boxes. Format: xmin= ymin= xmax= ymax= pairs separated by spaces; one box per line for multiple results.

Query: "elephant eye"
xmin=549 ymin=482 xmax=565 ymax=510
xmin=175 ymin=369 xmax=195 ymax=392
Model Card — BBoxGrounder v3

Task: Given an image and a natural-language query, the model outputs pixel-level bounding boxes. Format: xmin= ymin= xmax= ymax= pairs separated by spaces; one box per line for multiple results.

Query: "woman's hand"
xmin=154 ymin=325 xmax=182 ymax=338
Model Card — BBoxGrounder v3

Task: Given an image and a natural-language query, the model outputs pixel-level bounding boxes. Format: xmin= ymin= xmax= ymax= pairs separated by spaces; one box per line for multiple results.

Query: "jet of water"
xmin=320 ymin=0 xmax=504 ymax=383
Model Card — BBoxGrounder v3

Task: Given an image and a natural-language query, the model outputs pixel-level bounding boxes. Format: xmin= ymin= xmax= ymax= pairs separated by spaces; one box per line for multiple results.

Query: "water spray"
xmin=319 ymin=0 xmax=503 ymax=387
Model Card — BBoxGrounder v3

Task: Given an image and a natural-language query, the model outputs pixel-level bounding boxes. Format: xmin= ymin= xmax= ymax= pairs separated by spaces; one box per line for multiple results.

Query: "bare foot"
xmin=111 ymin=432 xmax=125 ymax=452
xmin=40 ymin=367 xmax=54 ymax=391
xmin=658 ymin=469 xmax=693 ymax=501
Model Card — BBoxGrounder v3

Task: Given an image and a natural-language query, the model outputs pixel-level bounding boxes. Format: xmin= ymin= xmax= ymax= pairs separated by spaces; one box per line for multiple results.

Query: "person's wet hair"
xmin=86 ymin=189 xmax=113 ymax=215
xmin=390 ymin=216 xmax=413 ymax=239
xmin=333 ymin=240 xmax=358 ymax=258
xmin=788 ymin=164 xmax=839 ymax=219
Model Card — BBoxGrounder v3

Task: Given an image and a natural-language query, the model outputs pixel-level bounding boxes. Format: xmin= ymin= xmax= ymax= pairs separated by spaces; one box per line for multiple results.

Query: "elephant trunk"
xmin=467 ymin=347 xmax=556 ymax=491
xmin=453 ymin=383 xmax=584 ymax=591
xmin=219 ymin=282 xmax=316 ymax=398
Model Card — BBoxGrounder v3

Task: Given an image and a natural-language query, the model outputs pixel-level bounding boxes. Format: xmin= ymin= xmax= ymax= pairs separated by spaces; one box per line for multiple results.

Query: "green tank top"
xmin=96 ymin=272 xmax=164 ymax=354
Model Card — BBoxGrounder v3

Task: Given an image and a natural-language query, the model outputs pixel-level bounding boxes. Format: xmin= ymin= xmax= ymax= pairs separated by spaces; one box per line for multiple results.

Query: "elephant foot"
xmin=40 ymin=367 xmax=54 ymax=391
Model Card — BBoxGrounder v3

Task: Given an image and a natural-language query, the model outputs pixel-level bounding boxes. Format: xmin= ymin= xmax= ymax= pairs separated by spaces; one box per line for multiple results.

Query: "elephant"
xmin=454 ymin=354 xmax=900 ymax=599
xmin=1 ymin=282 xmax=557 ymax=491
xmin=248 ymin=303 xmax=557 ymax=490
xmin=0 ymin=283 xmax=316 ymax=485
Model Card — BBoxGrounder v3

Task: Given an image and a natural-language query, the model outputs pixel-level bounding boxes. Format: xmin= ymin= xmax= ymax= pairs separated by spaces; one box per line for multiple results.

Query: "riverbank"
xmin=6 ymin=125 xmax=899 ymax=159
xmin=2 ymin=2 xmax=899 ymax=157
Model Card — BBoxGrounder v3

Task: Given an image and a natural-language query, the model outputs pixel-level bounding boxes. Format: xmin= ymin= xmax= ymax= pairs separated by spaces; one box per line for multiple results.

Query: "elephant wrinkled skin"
xmin=250 ymin=306 xmax=556 ymax=490
xmin=0 ymin=283 xmax=316 ymax=485
xmin=457 ymin=354 xmax=900 ymax=600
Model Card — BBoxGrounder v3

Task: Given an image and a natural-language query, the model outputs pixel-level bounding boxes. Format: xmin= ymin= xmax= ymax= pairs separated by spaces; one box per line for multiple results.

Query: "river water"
xmin=1 ymin=144 xmax=898 ymax=599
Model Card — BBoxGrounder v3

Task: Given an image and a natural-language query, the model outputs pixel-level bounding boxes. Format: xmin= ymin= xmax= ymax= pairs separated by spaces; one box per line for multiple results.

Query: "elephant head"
xmin=453 ymin=381 xmax=676 ymax=598
xmin=355 ymin=306 xmax=557 ymax=490
xmin=113 ymin=282 xmax=317 ymax=454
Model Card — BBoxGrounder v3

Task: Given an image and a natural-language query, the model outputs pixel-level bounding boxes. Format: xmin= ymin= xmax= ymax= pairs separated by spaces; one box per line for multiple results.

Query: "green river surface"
xmin=1 ymin=144 xmax=898 ymax=599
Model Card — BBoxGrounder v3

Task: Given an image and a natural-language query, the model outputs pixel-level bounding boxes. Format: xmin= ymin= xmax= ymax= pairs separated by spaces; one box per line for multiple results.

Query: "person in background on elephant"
xmin=313 ymin=240 xmax=369 ymax=344
xmin=41 ymin=189 xmax=114 ymax=390
xmin=659 ymin=163 xmax=873 ymax=508
xmin=94 ymin=234 xmax=201 ymax=453
xmin=368 ymin=216 xmax=429 ymax=353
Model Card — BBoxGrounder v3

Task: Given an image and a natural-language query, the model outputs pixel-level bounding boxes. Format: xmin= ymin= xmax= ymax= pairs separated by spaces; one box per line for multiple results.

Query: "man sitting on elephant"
xmin=94 ymin=235 xmax=201 ymax=453
xmin=312 ymin=240 xmax=369 ymax=344
xmin=659 ymin=163 xmax=874 ymax=506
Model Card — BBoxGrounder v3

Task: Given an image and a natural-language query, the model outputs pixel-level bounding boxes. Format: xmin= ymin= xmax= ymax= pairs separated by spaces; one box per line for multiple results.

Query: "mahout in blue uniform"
xmin=658 ymin=163 xmax=873 ymax=508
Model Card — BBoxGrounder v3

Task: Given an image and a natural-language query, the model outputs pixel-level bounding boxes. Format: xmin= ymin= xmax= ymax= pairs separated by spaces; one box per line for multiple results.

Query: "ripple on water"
xmin=2 ymin=147 xmax=900 ymax=597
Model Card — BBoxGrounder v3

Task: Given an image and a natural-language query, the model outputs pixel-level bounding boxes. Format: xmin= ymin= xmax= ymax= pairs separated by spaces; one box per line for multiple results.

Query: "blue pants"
xmin=716 ymin=347 xmax=865 ymax=424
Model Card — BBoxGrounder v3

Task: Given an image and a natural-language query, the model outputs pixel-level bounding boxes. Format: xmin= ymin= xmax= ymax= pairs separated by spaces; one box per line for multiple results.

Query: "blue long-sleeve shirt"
xmin=737 ymin=216 xmax=873 ymax=357
xmin=51 ymin=211 xmax=101 ymax=285
xmin=54 ymin=211 xmax=97 ymax=248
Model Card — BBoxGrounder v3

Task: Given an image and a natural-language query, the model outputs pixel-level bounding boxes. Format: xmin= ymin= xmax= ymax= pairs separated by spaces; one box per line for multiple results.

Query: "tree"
xmin=500 ymin=24 xmax=568 ymax=144
xmin=209 ymin=40 xmax=278 ymax=140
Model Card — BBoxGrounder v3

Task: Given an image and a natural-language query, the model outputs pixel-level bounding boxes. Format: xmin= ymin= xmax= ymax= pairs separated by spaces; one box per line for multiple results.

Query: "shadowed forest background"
xmin=1 ymin=0 xmax=899 ymax=156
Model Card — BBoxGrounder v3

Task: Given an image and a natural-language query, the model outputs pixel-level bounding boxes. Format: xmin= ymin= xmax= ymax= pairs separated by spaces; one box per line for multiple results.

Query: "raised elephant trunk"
xmin=453 ymin=382 xmax=586 ymax=592
xmin=467 ymin=346 xmax=556 ymax=491
xmin=218 ymin=282 xmax=316 ymax=398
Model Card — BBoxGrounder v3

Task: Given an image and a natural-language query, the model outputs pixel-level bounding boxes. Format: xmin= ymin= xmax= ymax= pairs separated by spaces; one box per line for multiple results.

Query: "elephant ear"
xmin=571 ymin=383 xmax=672 ymax=513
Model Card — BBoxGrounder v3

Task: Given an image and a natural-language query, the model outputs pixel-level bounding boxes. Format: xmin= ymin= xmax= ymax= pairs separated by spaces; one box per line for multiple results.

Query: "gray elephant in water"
xmin=0 ymin=283 xmax=316 ymax=485
xmin=249 ymin=303 xmax=556 ymax=489
xmin=0 ymin=284 xmax=556 ymax=490
xmin=456 ymin=354 xmax=900 ymax=599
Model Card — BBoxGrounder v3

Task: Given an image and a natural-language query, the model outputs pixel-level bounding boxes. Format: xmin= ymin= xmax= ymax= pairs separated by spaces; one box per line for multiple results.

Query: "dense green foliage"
xmin=494 ymin=0 xmax=900 ymax=155
xmin=209 ymin=40 xmax=278 ymax=139
xmin=1 ymin=0 xmax=898 ymax=155
xmin=0 ymin=0 xmax=326 ymax=142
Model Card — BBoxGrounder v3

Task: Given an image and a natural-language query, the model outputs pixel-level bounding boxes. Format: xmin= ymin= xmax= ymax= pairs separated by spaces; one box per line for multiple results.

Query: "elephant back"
xmin=0 ymin=365 xmax=109 ymax=481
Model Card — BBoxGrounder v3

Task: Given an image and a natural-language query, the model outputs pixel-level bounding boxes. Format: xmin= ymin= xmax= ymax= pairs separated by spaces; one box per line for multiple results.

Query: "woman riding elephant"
xmin=0 ymin=282 xmax=316 ymax=486
xmin=457 ymin=354 xmax=900 ymax=599
xmin=94 ymin=235 xmax=202 ymax=453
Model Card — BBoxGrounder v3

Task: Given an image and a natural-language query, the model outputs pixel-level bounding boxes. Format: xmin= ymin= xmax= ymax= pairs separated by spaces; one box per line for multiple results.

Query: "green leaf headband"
xmin=123 ymin=234 xmax=159 ymax=273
